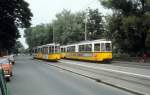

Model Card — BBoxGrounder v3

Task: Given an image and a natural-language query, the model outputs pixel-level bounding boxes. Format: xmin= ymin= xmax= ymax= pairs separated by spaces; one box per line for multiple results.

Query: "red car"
xmin=0 ymin=57 xmax=13 ymax=81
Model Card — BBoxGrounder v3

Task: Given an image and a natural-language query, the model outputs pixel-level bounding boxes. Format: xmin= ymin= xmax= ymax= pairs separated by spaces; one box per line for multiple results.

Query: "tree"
xmin=24 ymin=9 xmax=105 ymax=49
xmin=0 ymin=0 xmax=33 ymax=51
xmin=53 ymin=10 xmax=85 ymax=44
xmin=12 ymin=41 xmax=24 ymax=54
xmin=100 ymin=0 xmax=150 ymax=56
xmin=86 ymin=8 xmax=104 ymax=40
xmin=24 ymin=24 xmax=53 ymax=49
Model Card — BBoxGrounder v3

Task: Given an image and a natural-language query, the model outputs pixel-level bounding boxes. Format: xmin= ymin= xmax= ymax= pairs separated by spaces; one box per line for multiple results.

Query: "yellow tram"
xmin=60 ymin=39 xmax=112 ymax=62
xmin=33 ymin=43 xmax=61 ymax=61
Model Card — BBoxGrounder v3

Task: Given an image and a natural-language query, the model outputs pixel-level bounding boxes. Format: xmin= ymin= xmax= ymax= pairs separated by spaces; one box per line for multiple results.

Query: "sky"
xmin=19 ymin=0 xmax=111 ymax=49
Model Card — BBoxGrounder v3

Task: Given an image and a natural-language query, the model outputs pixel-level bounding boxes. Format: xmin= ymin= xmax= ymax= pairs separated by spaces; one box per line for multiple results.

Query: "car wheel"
xmin=10 ymin=72 xmax=13 ymax=76
xmin=6 ymin=77 xmax=10 ymax=82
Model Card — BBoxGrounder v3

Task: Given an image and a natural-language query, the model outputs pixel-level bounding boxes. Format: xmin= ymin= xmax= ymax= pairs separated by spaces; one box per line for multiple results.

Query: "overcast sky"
xmin=19 ymin=0 xmax=110 ymax=48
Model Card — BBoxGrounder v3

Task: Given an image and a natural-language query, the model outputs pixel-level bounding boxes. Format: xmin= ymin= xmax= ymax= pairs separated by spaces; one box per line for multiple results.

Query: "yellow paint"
xmin=34 ymin=53 xmax=60 ymax=61
xmin=60 ymin=53 xmax=66 ymax=58
xmin=63 ymin=52 xmax=112 ymax=62
xmin=48 ymin=53 xmax=61 ymax=60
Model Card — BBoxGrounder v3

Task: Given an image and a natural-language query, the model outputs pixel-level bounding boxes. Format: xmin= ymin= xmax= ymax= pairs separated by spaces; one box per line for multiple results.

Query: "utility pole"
xmin=53 ymin=27 xmax=55 ymax=43
xmin=85 ymin=17 xmax=87 ymax=41
xmin=84 ymin=10 xmax=88 ymax=41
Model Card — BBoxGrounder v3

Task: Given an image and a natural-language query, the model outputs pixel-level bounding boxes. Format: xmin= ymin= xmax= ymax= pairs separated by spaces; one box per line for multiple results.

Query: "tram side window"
xmin=101 ymin=43 xmax=105 ymax=51
xmin=106 ymin=43 xmax=111 ymax=51
xmin=38 ymin=48 xmax=39 ymax=53
xmin=61 ymin=48 xmax=66 ymax=52
xmin=42 ymin=48 xmax=44 ymax=53
xmin=49 ymin=47 xmax=51 ymax=53
xmin=49 ymin=46 xmax=54 ymax=53
xmin=52 ymin=46 xmax=54 ymax=53
xmin=68 ymin=46 xmax=75 ymax=52
xmin=67 ymin=47 xmax=69 ymax=52
xmin=85 ymin=44 xmax=92 ymax=51
xmin=36 ymin=49 xmax=38 ymax=53
xmin=79 ymin=44 xmax=92 ymax=52
xmin=43 ymin=48 xmax=45 ymax=54
xmin=71 ymin=46 xmax=75 ymax=52
xmin=44 ymin=47 xmax=48 ymax=54
xmin=67 ymin=47 xmax=71 ymax=52
xmin=55 ymin=46 xmax=60 ymax=53
xmin=79 ymin=45 xmax=84 ymax=52
xmin=49 ymin=47 xmax=53 ymax=54
xmin=34 ymin=49 xmax=36 ymax=53
xmin=61 ymin=48 xmax=63 ymax=52
xmin=64 ymin=48 xmax=66 ymax=52
xmin=36 ymin=49 xmax=37 ymax=53
xmin=33 ymin=49 xmax=35 ymax=53
xmin=38 ymin=48 xmax=40 ymax=53
xmin=94 ymin=43 xmax=100 ymax=51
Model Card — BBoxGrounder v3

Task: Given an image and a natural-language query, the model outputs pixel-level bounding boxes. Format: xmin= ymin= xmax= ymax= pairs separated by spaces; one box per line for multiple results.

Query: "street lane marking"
xmin=59 ymin=61 xmax=150 ymax=79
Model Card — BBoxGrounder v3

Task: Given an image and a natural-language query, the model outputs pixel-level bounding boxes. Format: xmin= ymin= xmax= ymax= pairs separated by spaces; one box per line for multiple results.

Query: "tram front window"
xmin=106 ymin=43 xmax=111 ymax=51
xmin=101 ymin=43 xmax=112 ymax=51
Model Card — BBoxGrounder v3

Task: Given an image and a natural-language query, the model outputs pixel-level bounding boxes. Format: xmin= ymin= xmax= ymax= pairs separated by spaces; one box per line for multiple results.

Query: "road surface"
xmin=8 ymin=56 xmax=133 ymax=95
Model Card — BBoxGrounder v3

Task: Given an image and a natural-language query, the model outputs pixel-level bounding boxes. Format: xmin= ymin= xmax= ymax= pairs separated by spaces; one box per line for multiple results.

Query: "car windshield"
xmin=0 ymin=59 xmax=9 ymax=64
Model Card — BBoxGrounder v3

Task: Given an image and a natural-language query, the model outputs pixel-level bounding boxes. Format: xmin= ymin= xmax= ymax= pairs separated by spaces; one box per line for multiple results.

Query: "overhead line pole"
xmin=84 ymin=10 xmax=88 ymax=41
xmin=53 ymin=27 xmax=55 ymax=43
xmin=85 ymin=17 xmax=87 ymax=41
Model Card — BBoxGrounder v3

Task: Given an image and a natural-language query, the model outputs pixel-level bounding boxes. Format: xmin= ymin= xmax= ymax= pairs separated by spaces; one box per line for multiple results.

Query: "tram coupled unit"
xmin=33 ymin=43 xmax=61 ymax=61
xmin=60 ymin=39 xmax=112 ymax=62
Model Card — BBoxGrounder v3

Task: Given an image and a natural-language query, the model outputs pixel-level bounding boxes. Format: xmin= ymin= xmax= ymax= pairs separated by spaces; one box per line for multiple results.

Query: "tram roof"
xmin=63 ymin=39 xmax=111 ymax=47
xmin=35 ymin=43 xmax=60 ymax=48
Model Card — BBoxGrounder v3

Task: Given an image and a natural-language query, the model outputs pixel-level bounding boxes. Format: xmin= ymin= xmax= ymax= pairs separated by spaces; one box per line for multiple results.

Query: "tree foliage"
xmin=87 ymin=8 xmax=104 ymax=40
xmin=24 ymin=24 xmax=53 ymax=49
xmin=53 ymin=10 xmax=85 ymax=44
xmin=100 ymin=0 xmax=150 ymax=56
xmin=25 ymin=10 xmax=86 ymax=49
xmin=25 ymin=9 xmax=105 ymax=49
xmin=0 ymin=0 xmax=32 ymax=51
xmin=12 ymin=41 xmax=24 ymax=54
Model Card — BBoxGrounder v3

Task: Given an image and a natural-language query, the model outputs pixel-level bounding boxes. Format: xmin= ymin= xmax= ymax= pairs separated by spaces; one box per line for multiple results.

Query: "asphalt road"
xmin=8 ymin=56 xmax=134 ymax=95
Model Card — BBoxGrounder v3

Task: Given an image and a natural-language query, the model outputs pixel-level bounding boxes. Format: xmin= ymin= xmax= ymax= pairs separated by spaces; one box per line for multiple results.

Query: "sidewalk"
xmin=113 ymin=60 xmax=150 ymax=65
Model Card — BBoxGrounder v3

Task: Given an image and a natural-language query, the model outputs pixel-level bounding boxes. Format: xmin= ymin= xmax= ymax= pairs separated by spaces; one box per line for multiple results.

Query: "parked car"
xmin=0 ymin=58 xmax=13 ymax=81
xmin=3 ymin=55 xmax=15 ymax=65
xmin=9 ymin=55 xmax=15 ymax=65
xmin=0 ymin=67 xmax=9 ymax=95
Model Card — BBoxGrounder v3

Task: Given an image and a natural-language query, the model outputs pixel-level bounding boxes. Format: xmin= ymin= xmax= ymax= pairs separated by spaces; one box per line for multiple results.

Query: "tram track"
xmin=56 ymin=62 xmax=150 ymax=86
xmin=47 ymin=63 xmax=144 ymax=95
xmin=35 ymin=59 xmax=150 ymax=95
